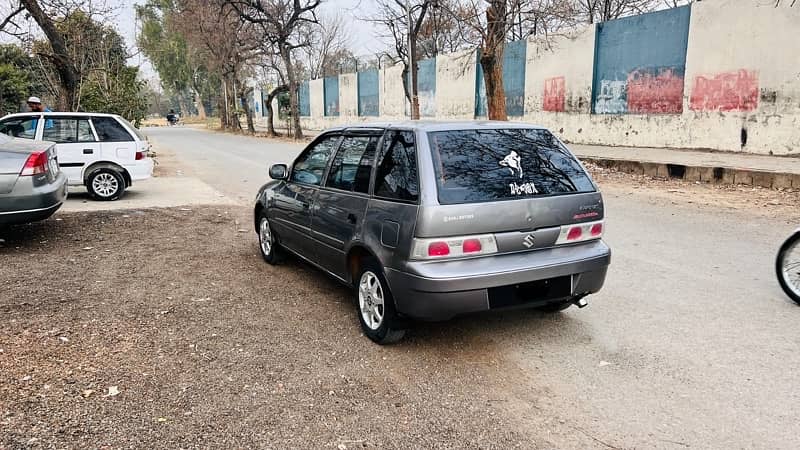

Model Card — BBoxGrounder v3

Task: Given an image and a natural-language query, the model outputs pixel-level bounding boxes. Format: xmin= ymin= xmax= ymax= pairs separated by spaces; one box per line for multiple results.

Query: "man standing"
xmin=26 ymin=96 xmax=51 ymax=113
xmin=26 ymin=96 xmax=53 ymax=132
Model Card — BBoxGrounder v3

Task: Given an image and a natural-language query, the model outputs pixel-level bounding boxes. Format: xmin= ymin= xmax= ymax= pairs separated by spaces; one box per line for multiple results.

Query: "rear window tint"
xmin=92 ymin=117 xmax=134 ymax=142
xmin=428 ymin=129 xmax=594 ymax=205
xmin=117 ymin=117 xmax=146 ymax=140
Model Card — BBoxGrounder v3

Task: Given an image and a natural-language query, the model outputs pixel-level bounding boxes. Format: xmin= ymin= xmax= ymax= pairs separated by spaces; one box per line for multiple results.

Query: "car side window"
xmin=42 ymin=118 xmax=96 ymax=143
xmin=325 ymin=135 xmax=379 ymax=193
xmin=92 ymin=117 xmax=134 ymax=142
xmin=0 ymin=117 xmax=39 ymax=140
xmin=374 ymin=130 xmax=419 ymax=202
xmin=290 ymin=135 xmax=340 ymax=186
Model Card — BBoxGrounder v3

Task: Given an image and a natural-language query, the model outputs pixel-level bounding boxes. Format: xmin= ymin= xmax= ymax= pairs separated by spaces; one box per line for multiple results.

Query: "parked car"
xmin=0 ymin=112 xmax=153 ymax=201
xmin=0 ymin=133 xmax=67 ymax=225
xmin=254 ymin=122 xmax=611 ymax=344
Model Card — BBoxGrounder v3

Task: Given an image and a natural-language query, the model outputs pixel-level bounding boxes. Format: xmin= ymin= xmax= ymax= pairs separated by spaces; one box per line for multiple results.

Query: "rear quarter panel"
xmin=362 ymin=198 xmax=419 ymax=271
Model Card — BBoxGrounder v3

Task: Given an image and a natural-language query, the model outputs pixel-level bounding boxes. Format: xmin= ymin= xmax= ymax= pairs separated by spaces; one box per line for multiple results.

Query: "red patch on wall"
xmin=543 ymin=77 xmax=566 ymax=112
xmin=626 ymin=68 xmax=684 ymax=114
xmin=689 ymin=70 xmax=759 ymax=112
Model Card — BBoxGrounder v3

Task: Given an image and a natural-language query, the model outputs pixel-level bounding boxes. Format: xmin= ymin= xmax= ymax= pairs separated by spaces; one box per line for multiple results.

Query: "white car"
xmin=0 ymin=112 xmax=153 ymax=201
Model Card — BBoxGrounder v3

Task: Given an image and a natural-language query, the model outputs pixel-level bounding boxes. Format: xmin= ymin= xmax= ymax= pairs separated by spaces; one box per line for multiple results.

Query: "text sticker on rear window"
xmin=510 ymin=182 xmax=538 ymax=195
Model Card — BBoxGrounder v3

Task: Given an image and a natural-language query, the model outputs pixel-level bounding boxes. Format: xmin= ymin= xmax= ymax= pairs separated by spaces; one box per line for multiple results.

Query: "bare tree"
xmin=255 ymin=51 xmax=289 ymax=136
xmin=574 ymin=0 xmax=660 ymax=24
xmin=225 ymin=0 xmax=322 ymax=139
xmin=368 ymin=0 xmax=435 ymax=120
xmin=172 ymin=0 xmax=264 ymax=132
xmin=298 ymin=13 xmax=355 ymax=79
xmin=18 ymin=0 xmax=79 ymax=109
xmin=441 ymin=0 xmax=523 ymax=120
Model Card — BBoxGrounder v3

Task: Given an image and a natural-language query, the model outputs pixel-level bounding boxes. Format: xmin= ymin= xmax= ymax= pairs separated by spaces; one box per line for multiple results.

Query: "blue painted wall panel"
xmin=298 ymin=81 xmax=310 ymax=117
xmin=323 ymin=76 xmax=339 ymax=117
xmin=475 ymin=40 xmax=527 ymax=117
xmin=591 ymin=5 xmax=691 ymax=114
xmin=503 ymin=40 xmax=526 ymax=117
xmin=357 ymin=70 xmax=379 ymax=116
xmin=417 ymin=58 xmax=436 ymax=117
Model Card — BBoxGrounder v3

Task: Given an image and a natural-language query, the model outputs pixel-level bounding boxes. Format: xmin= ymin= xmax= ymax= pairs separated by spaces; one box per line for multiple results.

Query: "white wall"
xmin=435 ymin=50 xmax=477 ymax=119
xmin=380 ymin=64 xmax=408 ymax=120
xmin=682 ymin=0 xmax=800 ymax=154
xmin=339 ymin=73 xmax=358 ymax=118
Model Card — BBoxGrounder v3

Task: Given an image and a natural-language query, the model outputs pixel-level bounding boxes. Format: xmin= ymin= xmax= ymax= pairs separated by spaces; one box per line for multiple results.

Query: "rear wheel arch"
xmin=346 ymin=245 xmax=381 ymax=286
xmin=83 ymin=162 xmax=130 ymax=187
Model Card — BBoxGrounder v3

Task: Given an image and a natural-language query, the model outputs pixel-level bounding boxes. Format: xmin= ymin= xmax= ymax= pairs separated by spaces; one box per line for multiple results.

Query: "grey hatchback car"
xmin=254 ymin=122 xmax=610 ymax=344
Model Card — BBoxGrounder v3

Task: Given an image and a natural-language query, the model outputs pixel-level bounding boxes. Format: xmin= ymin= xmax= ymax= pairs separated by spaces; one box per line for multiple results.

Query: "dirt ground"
xmin=1 ymin=207 xmax=549 ymax=449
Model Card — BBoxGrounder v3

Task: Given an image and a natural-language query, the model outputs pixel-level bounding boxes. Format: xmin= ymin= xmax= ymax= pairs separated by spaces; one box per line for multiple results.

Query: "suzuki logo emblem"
xmin=523 ymin=234 xmax=536 ymax=249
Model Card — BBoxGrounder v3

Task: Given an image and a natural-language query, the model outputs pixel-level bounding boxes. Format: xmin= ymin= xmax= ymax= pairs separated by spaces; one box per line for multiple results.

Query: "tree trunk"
xmin=265 ymin=85 xmax=288 ymax=137
xmin=265 ymin=97 xmax=276 ymax=136
xmin=280 ymin=46 xmax=302 ymax=139
xmin=239 ymin=87 xmax=255 ymax=134
xmin=178 ymin=97 xmax=190 ymax=119
xmin=194 ymin=90 xmax=207 ymax=120
xmin=482 ymin=0 xmax=508 ymax=121
xmin=21 ymin=0 xmax=79 ymax=110
xmin=401 ymin=64 xmax=412 ymax=111
xmin=409 ymin=38 xmax=420 ymax=120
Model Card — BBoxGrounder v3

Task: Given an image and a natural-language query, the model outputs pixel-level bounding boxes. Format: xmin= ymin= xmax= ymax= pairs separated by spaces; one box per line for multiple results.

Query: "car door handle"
xmin=347 ymin=213 xmax=357 ymax=224
xmin=83 ymin=149 xmax=93 ymax=154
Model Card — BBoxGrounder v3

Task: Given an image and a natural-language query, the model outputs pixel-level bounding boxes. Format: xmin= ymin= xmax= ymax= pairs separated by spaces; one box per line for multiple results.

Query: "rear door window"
xmin=428 ymin=128 xmax=595 ymax=204
xmin=92 ymin=116 xmax=134 ymax=142
xmin=374 ymin=130 xmax=419 ymax=202
xmin=42 ymin=118 xmax=96 ymax=143
xmin=290 ymin=134 xmax=340 ymax=186
xmin=326 ymin=135 xmax=379 ymax=193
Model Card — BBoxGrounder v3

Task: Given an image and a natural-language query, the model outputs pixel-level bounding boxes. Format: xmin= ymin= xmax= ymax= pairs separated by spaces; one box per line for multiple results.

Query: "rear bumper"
xmin=125 ymin=158 xmax=154 ymax=182
xmin=385 ymin=240 xmax=611 ymax=321
xmin=0 ymin=173 xmax=68 ymax=225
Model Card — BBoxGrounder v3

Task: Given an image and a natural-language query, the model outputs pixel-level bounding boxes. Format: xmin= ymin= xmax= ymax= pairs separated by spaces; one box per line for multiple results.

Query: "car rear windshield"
xmin=428 ymin=128 xmax=595 ymax=205
xmin=117 ymin=117 xmax=146 ymax=141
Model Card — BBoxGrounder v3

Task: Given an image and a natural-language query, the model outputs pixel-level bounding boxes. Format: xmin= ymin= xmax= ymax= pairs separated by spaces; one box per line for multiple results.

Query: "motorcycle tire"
xmin=776 ymin=230 xmax=800 ymax=305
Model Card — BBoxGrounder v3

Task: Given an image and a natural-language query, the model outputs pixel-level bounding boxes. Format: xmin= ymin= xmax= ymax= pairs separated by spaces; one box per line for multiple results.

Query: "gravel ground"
xmin=1 ymin=207 xmax=554 ymax=449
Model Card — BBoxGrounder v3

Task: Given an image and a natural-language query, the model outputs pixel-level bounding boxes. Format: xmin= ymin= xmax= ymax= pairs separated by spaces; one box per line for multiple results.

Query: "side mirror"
xmin=269 ymin=164 xmax=289 ymax=180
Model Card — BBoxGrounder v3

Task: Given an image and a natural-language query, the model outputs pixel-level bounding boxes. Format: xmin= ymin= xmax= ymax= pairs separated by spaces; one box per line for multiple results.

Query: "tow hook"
xmin=574 ymin=296 xmax=588 ymax=308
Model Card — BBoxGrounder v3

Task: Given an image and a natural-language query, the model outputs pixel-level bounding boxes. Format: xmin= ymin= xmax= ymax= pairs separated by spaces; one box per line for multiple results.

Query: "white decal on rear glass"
xmin=509 ymin=182 xmax=538 ymax=196
xmin=499 ymin=151 xmax=523 ymax=179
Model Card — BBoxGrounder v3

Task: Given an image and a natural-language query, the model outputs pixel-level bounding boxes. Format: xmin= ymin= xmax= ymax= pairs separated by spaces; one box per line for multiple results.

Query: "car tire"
xmin=257 ymin=211 xmax=284 ymax=265
xmin=86 ymin=167 xmax=126 ymax=201
xmin=356 ymin=260 xmax=406 ymax=345
xmin=535 ymin=299 xmax=574 ymax=313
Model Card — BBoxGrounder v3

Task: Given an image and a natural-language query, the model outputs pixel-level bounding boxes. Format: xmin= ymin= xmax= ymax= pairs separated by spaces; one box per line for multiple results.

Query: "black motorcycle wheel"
xmin=776 ymin=231 xmax=800 ymax=305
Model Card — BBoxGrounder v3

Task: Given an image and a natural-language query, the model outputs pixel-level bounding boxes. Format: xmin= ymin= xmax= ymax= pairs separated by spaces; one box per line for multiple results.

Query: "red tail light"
xmin=135 ymin=151 xmax=145 ymax=160
xmin=462 ymin=239 xmax=482 ymax=253
xmin=413 ymin=235 xmax=499 ymax=260
xmin=20 ymin=151 xmax=48 ymax=176
xmin=567 ymin=227 xmax=583 ymax=241
xmin=556 ymin=220 xmax=604 ymax=245
xmin=428 ymin=241 xmax=451 ymax=257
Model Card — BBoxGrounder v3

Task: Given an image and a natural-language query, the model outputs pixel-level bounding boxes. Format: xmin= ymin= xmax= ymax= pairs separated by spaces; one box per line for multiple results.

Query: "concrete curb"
xmin=579 ymin=156 xmax=800 ymax=189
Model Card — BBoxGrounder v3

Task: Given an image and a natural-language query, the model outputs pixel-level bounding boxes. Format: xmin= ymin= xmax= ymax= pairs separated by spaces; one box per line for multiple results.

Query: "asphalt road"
xmin=145 ymin=126 xmax=800 ymax=449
